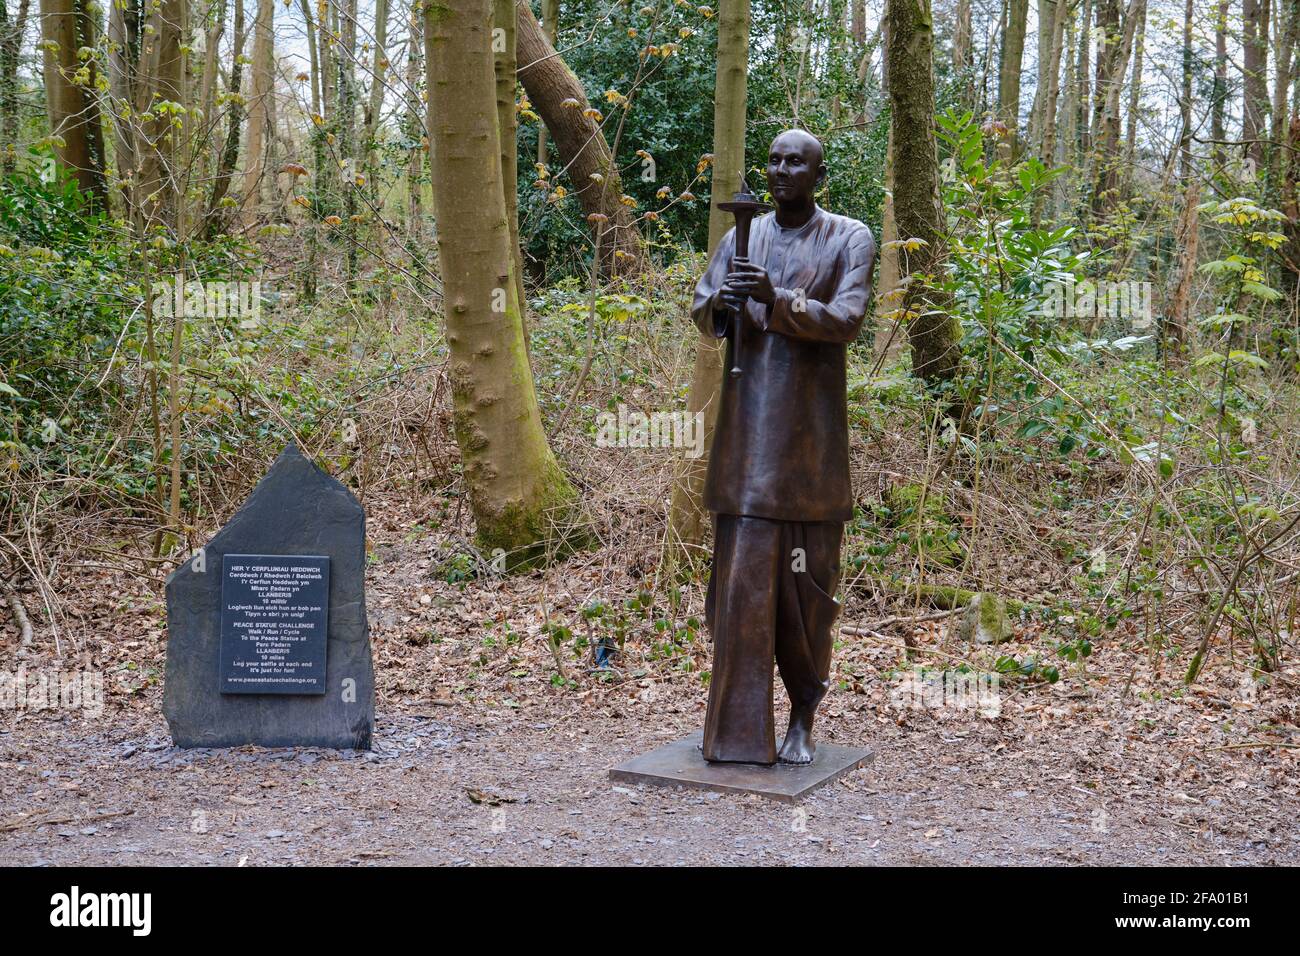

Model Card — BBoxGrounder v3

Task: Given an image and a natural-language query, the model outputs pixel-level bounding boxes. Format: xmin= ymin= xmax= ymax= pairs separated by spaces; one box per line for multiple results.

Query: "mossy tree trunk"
xmin=886 ymin=0 xmax=960 ymax=389
xmin=1281 ymin=115 xmax=1300 ymax=299
xmin=197 ymin=0 xmax=226 ymax=181
xmin=1177 ymin=0 xmax=1194 ymax=181
xmin=427 ymin=0 xmax=577 ymax=566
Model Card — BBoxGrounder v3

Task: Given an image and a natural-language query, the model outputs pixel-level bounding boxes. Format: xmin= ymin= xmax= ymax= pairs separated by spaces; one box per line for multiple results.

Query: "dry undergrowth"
xmin=1 ymin=258 xmax=1297 ymax=792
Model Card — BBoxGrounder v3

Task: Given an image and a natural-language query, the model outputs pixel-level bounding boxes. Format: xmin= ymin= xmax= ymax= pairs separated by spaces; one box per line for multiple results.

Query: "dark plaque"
xmin=220 ymin=554 xmax=330 ymax=694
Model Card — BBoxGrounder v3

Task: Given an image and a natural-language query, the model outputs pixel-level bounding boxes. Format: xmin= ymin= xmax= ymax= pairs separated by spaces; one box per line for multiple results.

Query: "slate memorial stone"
xmin=163 ymin=443 xmax=374 ymax=749
xmin=220 ymin=554 xmax=330 ymax=694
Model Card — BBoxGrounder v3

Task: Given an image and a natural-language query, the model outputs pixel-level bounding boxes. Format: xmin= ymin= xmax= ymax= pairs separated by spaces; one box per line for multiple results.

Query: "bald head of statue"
xmin=766 ymin=129 xmax=826 ymax=212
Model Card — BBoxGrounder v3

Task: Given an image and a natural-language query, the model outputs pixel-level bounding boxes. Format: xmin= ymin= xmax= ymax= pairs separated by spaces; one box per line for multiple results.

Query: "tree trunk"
xmin=874 ymin=123 xmax=901 ymax=354
xmin=1176 ymin=0 xmax=1193 ymax=181
xmin=321 ymin=0 xmax=337 ymax=124
xmin=364 ymin=0 xmax=389 ymax=184
xmin=1165 ymin=182 xmax=1199 ymax=358
xmin=1243 ymin=0 xmax=1269 ymax=171
xmin=406 ymin=11 xmax=423 ymax=238
xmin=299 ymin=0 xmax=320 ymax=117
xmin=297 ymin=0 xmax=322 ymax=298
xmin=1029 ymin=0 xmax=1058 ymax=149
xmin=105 ymin=0 xmax=136 ymax=216
xmin=515 ymin=0 xmax=642 ymax=275
xmin=1034 ymin=0 xmax=1068 ymax=221
xmin=40 ymin=0 xmax=108 ymax=207
xmin=198 ymin=0 xmax=226 ymax=185
xmin=1055 ymin=1 xmax=1077 ymax=214
xmin=203 ymin=0 xmax=245 ymax=235
xmin=668 ymin=0 xmax=750 ymax=557
xmin=340 ymin=0 xmax=359 ymax=275
xmin=104 ymin=0 xmax=187 ymax=231
xmin=1088 ymin=0 xmax=1141 ymax=219
xmin=1088 ymin=0 xmax=1118 ymax=149
xmin=536 ymin=0 xmax=557 ymax=163
xmin=875 ymin=8 xmax=900 ymax=355
xmin=0 ymin=0 xmax=31 ymax=175
xmin=133 ymin=0 xmax=187 ymax=231
xmin=426 ymin=0 xmax=577 ymax=564
xmin=1213 ymin=0 xmax=1228 ymax=168
xmin=494 ymin=0 xmax=526 ymax=322
xmin=242 ymin=0 xmax=273 ymax=225
xmin=422 ymin=0 xmax=439 ymax=223
xmin=887 ymin=0 xmax=959 ymax=388
xmin=998 ymin=0 xmax=1029 ymax=137
xmin=1123 ymin=0 xmax=1146 ymax=183
xmin=1281 ymin=114 xmax=1300 ymax=297
xmin=74 ymin=0 xmax=107 ymax=206
xmin=1272 ymin=0 xmax=1298 ymax=183
xmin=1075 ymin=0 xmax=1092 ymax=165
xmin=313 ymin=0 xmax=337 ymax=216
xmin=953 ymin=0 xmax=971 ymax=74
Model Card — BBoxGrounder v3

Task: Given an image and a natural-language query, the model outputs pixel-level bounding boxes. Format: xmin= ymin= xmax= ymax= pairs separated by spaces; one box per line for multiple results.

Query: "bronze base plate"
xmin=609 ymin=731 xmax=872 ymax=803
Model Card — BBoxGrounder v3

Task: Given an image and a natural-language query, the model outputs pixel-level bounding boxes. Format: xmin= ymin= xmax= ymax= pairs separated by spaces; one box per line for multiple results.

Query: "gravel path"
xmin=5 ymin=496 xmax=1297 ymax=866
xmin=3 ymin=684 xmax=1296 ymax=866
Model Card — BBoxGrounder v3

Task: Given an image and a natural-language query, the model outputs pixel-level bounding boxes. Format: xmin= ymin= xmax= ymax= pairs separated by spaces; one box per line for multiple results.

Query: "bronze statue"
xmin=692 ymin=129 xmax=877 ymax=765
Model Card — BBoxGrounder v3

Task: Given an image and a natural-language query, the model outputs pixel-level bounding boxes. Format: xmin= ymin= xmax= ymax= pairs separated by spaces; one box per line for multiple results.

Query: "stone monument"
xmin=163 ymin=442 xmax=374 ymax=749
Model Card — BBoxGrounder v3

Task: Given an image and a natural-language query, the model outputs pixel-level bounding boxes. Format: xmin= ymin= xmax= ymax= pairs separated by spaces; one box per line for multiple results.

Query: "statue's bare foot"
xmin=778 ymin=708 xmax=816 ymax=764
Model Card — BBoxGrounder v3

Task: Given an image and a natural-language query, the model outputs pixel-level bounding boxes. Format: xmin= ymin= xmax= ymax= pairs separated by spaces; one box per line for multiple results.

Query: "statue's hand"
xmin=713 ymin=285 xmax=749 ymax=313
xmin=725 ymin=258 xmax=776 ymax=306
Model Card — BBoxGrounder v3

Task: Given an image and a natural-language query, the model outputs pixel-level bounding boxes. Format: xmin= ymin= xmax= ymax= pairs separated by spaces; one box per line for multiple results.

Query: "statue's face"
xmin=766 ymin=131 xmax=826 ymax=205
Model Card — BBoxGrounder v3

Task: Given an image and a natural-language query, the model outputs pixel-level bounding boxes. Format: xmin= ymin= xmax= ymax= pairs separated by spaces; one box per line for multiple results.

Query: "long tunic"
xmin=691 ymin=205 xmax=877 ymax=523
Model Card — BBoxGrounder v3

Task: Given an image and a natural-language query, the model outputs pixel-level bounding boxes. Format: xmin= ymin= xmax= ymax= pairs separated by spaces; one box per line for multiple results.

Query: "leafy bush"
xmin=0 ymin=170 xmax=131 ymax=458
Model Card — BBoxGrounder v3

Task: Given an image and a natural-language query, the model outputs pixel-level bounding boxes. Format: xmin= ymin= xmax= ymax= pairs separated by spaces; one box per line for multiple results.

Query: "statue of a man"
xmin=691 ymin=129 xmax=876 ymax=765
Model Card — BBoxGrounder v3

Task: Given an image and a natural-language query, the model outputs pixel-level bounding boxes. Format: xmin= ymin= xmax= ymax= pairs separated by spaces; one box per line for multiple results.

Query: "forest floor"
xmin=2 ymin=486 xmax=1298 ymax=867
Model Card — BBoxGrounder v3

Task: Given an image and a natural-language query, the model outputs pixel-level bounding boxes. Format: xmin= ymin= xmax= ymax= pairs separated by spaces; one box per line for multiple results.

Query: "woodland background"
xmin=0 ymin=0 xmax=1297 ymax=833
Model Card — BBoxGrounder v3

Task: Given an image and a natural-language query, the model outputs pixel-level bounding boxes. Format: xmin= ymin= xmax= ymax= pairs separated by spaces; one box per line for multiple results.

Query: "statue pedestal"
xmin=609 ymin=731 xmax=872 ymax=803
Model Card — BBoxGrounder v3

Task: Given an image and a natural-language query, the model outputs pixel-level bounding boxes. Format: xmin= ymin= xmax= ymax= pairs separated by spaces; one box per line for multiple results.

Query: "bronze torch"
xmin=715 ymin=174 xmax=773 ymax=378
